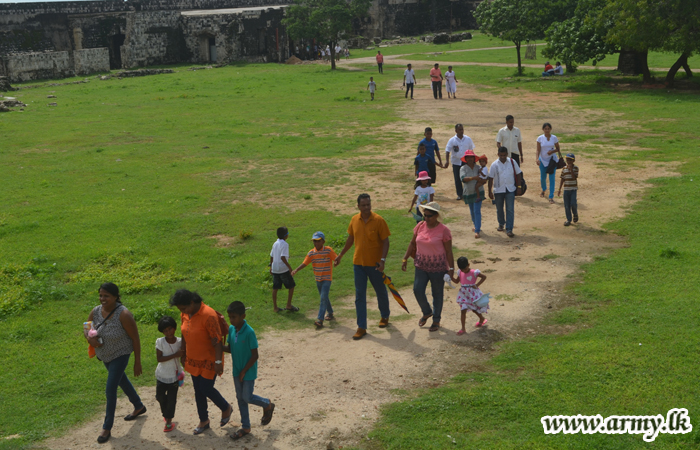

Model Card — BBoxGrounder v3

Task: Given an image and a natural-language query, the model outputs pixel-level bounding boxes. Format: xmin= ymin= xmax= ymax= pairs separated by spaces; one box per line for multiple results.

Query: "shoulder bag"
xmin=510 ymin=158 xmax=527 ymax=196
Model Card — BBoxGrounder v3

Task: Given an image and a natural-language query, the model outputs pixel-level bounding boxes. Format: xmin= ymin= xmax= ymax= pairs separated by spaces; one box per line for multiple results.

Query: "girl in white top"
xmin=445 ymin=66 xmax=457 ymax=98
xmin=536 ymin=122 xmax=562 ymax=203
xmin=408 ymin=171 xmax=435 ymax=223
xmin=155 ymin=316 xmax=183 ymax=432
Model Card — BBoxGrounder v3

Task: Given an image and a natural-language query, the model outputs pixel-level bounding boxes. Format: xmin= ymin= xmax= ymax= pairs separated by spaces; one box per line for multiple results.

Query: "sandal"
xmin=429 ymin=323 xmax=440 ymax=332
xmin=193 ymin=422 xmax=210 ymax=435
xmin=496 ymin=226 xmax=504 ymax=232
xmin=549 ymin=199 xmax=555 ymax=204
xmin=475 ymin=319 xmax=488 ymax=327
xmin=456 ymin=329 xmax=466 ymax=336
xmin=474 ymin=233 xmax=480 ymax=239
xmin=540 ymin=191 xmax=545 ymax=198
xmin=314 ymin=320 xmax=324 ymax=328
xmin=124 ymin=406 xmax=147 ymax=421
xmin=325 ymin=314 xmax=335 ymax=321
xmin=261 ymin=403 xmax=275 ymax=426
xmin=220 ymin=404 xmax=233 ymax=427
xmin=286 ymin=305 xmax=299 ymax=312
xmin=164 ymin=423 xmax=175 ymax=432
xmin=418 ymin=314 xmax=433 ymax=327
xmin=231 ymin=429 xmax=251 ymax=440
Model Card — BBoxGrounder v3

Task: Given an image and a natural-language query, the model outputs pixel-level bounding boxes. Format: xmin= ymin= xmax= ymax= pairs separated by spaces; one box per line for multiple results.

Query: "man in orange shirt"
xmin=430 ymin=63 xmax=443 ymax=99
xmin=376 ymin=51 xmax=384 ymax=74
xmin=335 ymin=193 xmax=391 ymax=340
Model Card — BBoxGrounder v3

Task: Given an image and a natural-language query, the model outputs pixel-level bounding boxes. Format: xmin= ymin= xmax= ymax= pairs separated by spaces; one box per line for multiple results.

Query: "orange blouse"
xmin=181 ymin=303 xmax=222 ymax=379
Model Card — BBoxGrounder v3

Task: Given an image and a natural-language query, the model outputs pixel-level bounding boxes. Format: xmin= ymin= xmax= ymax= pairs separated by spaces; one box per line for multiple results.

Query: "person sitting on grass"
xmin=269 ymin=226 xmax=298 ymax=313
xmin=292 ymin=231 xmax=338 ymax=328
xmin=224 ymin=301 xmax=275 ymax=441
xmin=542 ymin=61 xmax=555 ymax=77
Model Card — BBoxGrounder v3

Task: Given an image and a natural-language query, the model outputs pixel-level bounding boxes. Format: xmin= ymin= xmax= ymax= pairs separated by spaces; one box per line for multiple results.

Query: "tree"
xmin=282 ymin=0 xmax=371 ymax=70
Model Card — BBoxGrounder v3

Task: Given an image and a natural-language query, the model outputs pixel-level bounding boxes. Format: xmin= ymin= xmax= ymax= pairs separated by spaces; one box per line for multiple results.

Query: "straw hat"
xmin=419 ymin=202 xmax=441 ymax=214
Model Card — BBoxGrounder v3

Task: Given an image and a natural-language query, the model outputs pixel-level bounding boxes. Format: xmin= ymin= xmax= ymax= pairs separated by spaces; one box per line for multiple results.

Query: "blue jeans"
xmin=468 ymin=199 xmax=483 ymax=233
xmin=316 ymin=280 xmax=333 ymax=321
xmin=539 ymin=162 xmax=556 ymax=199
xmin=191 ymin=374 xmax=230 ymax=422
xmin=233 ymin=377 xmax=270 ymax=430
xmin=102 ymin=353 xmax=143 ymax=431
xmin=452 ymin=163 xmax=464 ymax=198
xmin=563 ymin=189 xmax=578 ymax=222
xmin=413 ymin=268 xmax=446 ymax=324
xmin=353 ymin=264 xmax=390 ymax=329
xmin=495 ymin=190 xmax=516 ymax=232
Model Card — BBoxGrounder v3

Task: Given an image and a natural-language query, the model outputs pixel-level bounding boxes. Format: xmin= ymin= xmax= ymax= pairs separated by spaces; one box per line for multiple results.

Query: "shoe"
xmin=193 ymin=422 xmax=210 ymax=435
xmin=314 ymin=320 xmax=324 ymax=328
xmin=564 ymin=221 xmax=571 ymax=226
xmin=573 ymin=215 xmax=579 ymax=223
xmin=261 ymin=402 xmax=275 ymax=426
xmin=124 ymin=406 xmax=147 ymax=421
xmin=506 ymin=231 xmax=515 ymax=238
xmin=378 ymin=317 xmax=389 ymax=328
xmin=97 ymin=431 xmax=110 ymax=444
xmin=352 ymin=328 xmax=367 ymax=340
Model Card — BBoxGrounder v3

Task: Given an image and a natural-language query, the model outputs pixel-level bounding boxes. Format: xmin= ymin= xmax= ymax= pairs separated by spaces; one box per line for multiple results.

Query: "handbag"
xmin=510 ymin=158 xmax=527 ymax=196
xmin=556 ymin=152 xmax=566 ymax=169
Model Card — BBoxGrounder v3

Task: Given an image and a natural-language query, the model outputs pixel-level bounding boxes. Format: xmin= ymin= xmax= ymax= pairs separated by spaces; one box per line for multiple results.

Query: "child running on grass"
xmin=224 ymin=301 xmax=275 ymax=441
xmin=155 ymin=316 xmax=183 ymax=432
xmin=292 ymin=231 xmax=337 ymax=328
xmin=408 ymin=171 xmax=435 ymax=223
xmin=367 ymin=77 xmax=376 ymax=100
xmin=270 ymin=226 xmax=298 ymax=313
xmin=451 ymin=257 xmax=488 ymax=333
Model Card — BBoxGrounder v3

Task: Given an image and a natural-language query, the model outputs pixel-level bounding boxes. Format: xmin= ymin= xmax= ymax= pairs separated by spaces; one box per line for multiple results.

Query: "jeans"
xmin=413 ymin=268 xmax=446 ymax=324
xmin=102 ymin=353 xmax=143 ymax=430
xmin=191 ymin=374 xmax=230 ymax=422
xmin=495 ymin=190 xmax=516 ymax=232
xmin=316 ymin=280 xmax=333 ymax=321
xmin=452 ymin=162 xmax=464 ymax=198
xmin=468 ymin=199 xmax=483 ymax=233
xmin=539 ymin=161 xmax=556 ymax=199
xmin=431 ymin=81 xmax=442 ymax=99
xmin=156 ymin=380 xmax=179 ymax=420
xmin=233 ymin=377 xmax=270 ymax=430
xmin=563 ymin=189 xmax=578 ymax=222
xmin=405 ymin=83 xmax=414 ymax=98
xmin=353 ymin=265 xmax=390 ymax=329
xmin=377 ymin=63 xmax=383 ymax=73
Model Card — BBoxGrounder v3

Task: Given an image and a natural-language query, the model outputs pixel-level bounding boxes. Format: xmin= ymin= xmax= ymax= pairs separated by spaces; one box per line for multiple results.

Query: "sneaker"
xmin=352 ymin=328 xmax=367 ymax=340
xmin=378 ymin=317 xmax=389 ymax=328
xmin=564 ymin=221 xmax=571 ymax=226
xmin=573 ymin=215 xmax=579 ymax=223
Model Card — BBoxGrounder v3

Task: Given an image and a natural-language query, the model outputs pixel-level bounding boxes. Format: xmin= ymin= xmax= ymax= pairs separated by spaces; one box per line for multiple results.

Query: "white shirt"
xmin=489 ymin=157 xmax=522 ymax=193
xmin=537 ymin=134 xmax=559 ymax=165
xmin=404 ymin=69 xmax=415 ymax=83
xmin=496 ymin=126 xmax=522 ymax=156
xmin=155 ymin=337 xmax=182 ymax=384
xmin=414 ymin=186 xmax=435 ymax=209
xmin=335 ymin=46 xmax=341 ymax=53
xmin=270 ymin=239 xmax=290 ymax=273
xmin=445 ymin=135 xmax=475 ymax=165
xmin=445 ymin=71 xmax=456 ymax=82
xmin=368 ymin=81 xmax=376 ymax=92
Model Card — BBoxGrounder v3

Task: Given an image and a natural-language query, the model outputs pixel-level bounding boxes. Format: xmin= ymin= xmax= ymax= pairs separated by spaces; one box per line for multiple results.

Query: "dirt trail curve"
xmin=44 ymin=81 xmax=679 ymax=450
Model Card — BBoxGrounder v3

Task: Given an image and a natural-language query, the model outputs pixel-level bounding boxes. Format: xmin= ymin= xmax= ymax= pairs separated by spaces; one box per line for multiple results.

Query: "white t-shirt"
xmin=368 ymin=81 xmax=376 ymax=92
xmin=404 ymin=69 xmax=415 ymax=83
xmin=445 ymin=135 xmax=475 ymax=165
xmin=155 ymin=337 xmax=182 ymax=384
xmin=445 ymin=71 xmax=456 ymax=83
xmin=479 ymin=165 xmax=489 ymax=180
xmin=537 ymin=134 xmax=559 ymax=165
xmin=414 ymin=186 xmax=435 ymax=210
xmin=270 ymin=238 xmax=290 ymax=273
xmin=496 ymin=126 xmax=522 ymax=156
xmin=488 ymin=157 xmax=522 ymax=194
xmin=335 ymin=46 xmax=341 ymax=54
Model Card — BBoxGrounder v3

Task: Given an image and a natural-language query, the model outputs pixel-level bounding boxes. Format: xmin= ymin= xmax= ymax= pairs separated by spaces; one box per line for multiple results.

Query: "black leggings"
xmin=156 ymin=380 xmax=179 ymax=420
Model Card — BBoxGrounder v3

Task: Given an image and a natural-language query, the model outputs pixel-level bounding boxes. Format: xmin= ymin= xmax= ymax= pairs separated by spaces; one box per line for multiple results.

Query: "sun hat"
xmin=565 ymin=153 xmax=575 ymax=160
xmin=478 ymin=154 xmax=488 ymax=162
xmin=416 ymin=171 xmax=431 ymax=181
xmin=312 ymin=231 xmax=325 ymax=240
xmin=419 ymin=201 xmax=441 ymax=215
xmin=460 ymin=150 xmax=477 ymax=163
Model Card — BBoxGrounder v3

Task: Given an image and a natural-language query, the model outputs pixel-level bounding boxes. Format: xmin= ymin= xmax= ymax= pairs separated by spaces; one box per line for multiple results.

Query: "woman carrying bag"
xmin=536 ymin=122 xmax=562 ymax=204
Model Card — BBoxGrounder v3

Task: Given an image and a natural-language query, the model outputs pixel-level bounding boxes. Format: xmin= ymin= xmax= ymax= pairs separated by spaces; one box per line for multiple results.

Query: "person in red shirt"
xmin=542 ymin=61 xmax=555 ymax=76
xmin=430 ymin=63 xmax=443 ymax=99
xmin=376 ymin=51 xmax=384 ymax=74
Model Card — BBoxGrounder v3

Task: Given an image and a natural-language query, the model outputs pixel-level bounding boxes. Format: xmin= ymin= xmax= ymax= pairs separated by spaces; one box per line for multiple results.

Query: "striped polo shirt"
xmin=303 ymin=246 xmax=337 ymax=282
xmin=560 ymin=165 xmax=579 ymax=190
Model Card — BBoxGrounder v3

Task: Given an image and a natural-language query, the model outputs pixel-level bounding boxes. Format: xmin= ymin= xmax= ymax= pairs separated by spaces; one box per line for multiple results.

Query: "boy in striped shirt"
xmin=557 ymin=153 xmax=579 ymax=226
xmin=292 ymin=231 xmax=338 ymax=328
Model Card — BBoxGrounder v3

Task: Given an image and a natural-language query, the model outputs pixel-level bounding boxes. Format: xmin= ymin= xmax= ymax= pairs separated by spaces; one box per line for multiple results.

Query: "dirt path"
xmin=44 ymin=76 xmax=679 ymax=450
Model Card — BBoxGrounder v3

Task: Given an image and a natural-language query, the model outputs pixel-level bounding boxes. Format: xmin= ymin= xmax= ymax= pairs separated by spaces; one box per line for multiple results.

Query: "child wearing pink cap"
xmin=409 ymin=171 xmax=435 ymax=223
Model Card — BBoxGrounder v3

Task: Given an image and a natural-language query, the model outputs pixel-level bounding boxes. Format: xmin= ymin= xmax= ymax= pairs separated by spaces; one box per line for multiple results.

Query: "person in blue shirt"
xmin=418 ymin=127 xmax=442 ymax=183
xmin=414 ymin=143 xmax=434 ymax=182
xmin=223 ymin=301 xmax=275 ymax=440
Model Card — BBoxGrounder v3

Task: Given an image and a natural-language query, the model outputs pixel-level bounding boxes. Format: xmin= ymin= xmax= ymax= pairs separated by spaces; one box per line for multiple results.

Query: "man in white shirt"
xmin=496 ymin=115 xmax=523 ymax=165
xmin=445 ymin=123 xmax=475 ymax=200
xmin=403 ymin=63 xmax=416 ymax=99
xmin=488 ymin=147 xmax=523 ymax=237
xmin=335 ymin=45 xmax=342 ymax=61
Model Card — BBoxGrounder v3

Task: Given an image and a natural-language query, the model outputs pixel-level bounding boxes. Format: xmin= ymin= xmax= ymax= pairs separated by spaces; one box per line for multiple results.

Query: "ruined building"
xmin=0 ymin=0 xmax=478 ymax=82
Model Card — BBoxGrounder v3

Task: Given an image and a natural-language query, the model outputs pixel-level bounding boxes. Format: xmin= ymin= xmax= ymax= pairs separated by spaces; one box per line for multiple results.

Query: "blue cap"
xmin=312 ymin=231 xmax=325 ymax=240
xmin=566 ymin=153 xmax=575 ymax=159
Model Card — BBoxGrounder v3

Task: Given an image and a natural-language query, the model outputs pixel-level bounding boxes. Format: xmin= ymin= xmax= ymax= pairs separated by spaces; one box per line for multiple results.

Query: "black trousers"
xmin=377 ymin=63 xmax=383 ymax=73
xmin=156 ymin=380 xmax=179 ymax=420
xmin=432 ymin=81 xmax=442 ymax=99
xmin=405 ymin=83 xmax=414 ymax=98
xmin=510 ymin=154 xmax=520 ymax=165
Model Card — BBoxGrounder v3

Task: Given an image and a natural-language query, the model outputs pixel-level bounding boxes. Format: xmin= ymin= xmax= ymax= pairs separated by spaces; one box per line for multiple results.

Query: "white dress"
xmin=445 ymin=71 xmax=457 ymax=93
xmin=456 ymin=269 xmax=488 ymax=313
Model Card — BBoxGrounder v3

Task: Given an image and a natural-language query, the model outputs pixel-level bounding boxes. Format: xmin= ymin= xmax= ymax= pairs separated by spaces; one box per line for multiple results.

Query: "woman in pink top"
xmin=401 ymin=202 xmax=454 ymax=332
xmin=430 ymin=63 xmax=443 ymax=99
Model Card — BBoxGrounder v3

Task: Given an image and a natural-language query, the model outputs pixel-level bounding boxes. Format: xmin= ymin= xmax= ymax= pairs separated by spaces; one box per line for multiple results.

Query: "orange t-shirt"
xmin=348 ymin=212 xmax=391 ymax=266
xmin=376 ymin=54 xmax=384 ymax=63
xmin=181 ymin=303 xmax=222 ymax=379
xmin=430 ymin=68 xmax=442 ymax=82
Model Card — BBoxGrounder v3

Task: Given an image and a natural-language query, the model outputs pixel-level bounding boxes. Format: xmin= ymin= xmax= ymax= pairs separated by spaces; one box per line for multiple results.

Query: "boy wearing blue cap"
xmin=292 ymin=232 xmax=338 ymax=328
xmin=557 ymin=153 xmax=579 ymax=226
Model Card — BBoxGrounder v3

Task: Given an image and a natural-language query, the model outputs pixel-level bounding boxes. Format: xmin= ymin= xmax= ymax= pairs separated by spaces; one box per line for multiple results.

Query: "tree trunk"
xmin=617 ymin=48 xmax=651 ymax=82
xmin=665 ymin=53 xmax=689 ymax=87
xmin=515 ymin=41 xmax=522 ymax=75
xmin=330 ymin=41 xmax=336 ymax=70
xmin=682 ymin=58 xmax=693 ymax=78
xmin=639 ymin=51 xmax=652 ymax=84
xmin=565 ymin=61 xmax=576 ymax=73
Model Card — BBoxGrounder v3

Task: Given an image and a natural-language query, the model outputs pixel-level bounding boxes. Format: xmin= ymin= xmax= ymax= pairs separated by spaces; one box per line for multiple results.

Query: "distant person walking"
xmin=445 ymin=66 xmax=457 ymax=98
xmin=488 ymin=147 xmax=523 ymax=238
xmin=460 ymin=150 xmax=486 ymax=239
xmin=557 ymin=153 xmax=579 ymax=226
xmin=403 ymin=63 xmax=416 ymax=99
xmin=335 ymin=194 xmax=391 ymax=341
xmin=536 ymin=122 xmax=562 ymax=203
xmin=376 ymin=51 xmax=384 ymax=74
xmin=367 ymin=77 xmax=376 ymax=101
xmin=335 ymin=44 xmax=342 ymax=61
xmin=430 ymin=63 xmax=443 ymax=99
xmin=445 ymin=123 xmax=475 ymax=200
xmin=496 ymin=115 xmax=524 ymax=165
xmin=418 ymin=127 xmax=443 ymax=183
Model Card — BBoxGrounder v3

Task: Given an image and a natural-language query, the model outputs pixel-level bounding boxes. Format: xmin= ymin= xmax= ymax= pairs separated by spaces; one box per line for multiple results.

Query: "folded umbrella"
xmin=381 ymin=272 xmax=409 ymax=313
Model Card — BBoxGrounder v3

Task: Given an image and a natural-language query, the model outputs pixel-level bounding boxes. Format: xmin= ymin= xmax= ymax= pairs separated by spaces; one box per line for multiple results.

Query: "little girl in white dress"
xmin=451 ymin=256 xmax=488 ymax=334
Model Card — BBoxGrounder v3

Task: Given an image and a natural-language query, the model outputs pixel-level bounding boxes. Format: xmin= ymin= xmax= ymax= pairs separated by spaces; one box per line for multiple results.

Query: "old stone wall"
xmin=73 ymin=47 xmax=110 ymax=74
xmin=0 ymin=51 xmax=73 ymax=82
xmin=121 ymin=11 xmax=187 ymax=68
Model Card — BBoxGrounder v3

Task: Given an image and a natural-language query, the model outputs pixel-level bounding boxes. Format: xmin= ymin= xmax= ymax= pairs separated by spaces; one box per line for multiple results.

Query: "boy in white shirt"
xmin=403 ymin=63 xmax=416 ymax=99
xmin=367 ymin=77 xmax=376 ymax=101
xmin=155 ymin=316 xmax=183 ymax=432
xmin=270 ymin=227 xmax=297 ymax=312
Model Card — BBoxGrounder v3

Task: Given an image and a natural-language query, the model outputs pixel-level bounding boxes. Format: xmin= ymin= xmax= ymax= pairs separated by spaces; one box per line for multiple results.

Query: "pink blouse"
xmin=459 ymin=269 xmax=481 ymax=285
xmin=413 ymin=222 xmax=452 ymax=272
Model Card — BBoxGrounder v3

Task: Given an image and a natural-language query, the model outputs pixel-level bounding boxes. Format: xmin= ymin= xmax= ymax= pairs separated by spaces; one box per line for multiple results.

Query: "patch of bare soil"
xmin=44 ymin=83 xmax=679 ymax=450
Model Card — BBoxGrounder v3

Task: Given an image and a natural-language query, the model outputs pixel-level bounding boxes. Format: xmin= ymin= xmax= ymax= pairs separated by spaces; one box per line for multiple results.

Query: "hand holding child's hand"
xmin=291 ymin=270 xmax=297 ymax=276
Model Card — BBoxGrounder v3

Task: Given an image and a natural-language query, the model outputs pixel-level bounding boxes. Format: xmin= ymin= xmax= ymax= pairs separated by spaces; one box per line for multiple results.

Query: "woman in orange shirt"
xmin=170 ymin=289 xmax=232 ymax=435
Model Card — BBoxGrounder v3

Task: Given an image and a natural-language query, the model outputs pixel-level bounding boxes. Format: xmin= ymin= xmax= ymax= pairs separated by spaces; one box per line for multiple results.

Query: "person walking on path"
xmin=367 ymin=77 xmax=376 ymax=101
xmin=85 ymin=282 xmax=145 ymax=444
xmin=536 ymin=122 xmax=562 ymax=204
xmin=557 ymin=153 xmax=579 ymax=226
xmin=488 ymin=146 xmax=523 ymax=238
xmin=460 ymin=150 xmax=486 ymax=239
xmin=335 ymin=193 xmax=391 ymax=341
xmin=269 ymin=226 xmax=298 ymax=313
xmin=445 ymin=124 xmax=475 ymax=200
xmin=292 ymin=231 xmax=338 ymax=328
xmin=403 ymin=63 xmax=416 ymax=99
xmin=496 ymin=115 xmax=524 ymax=165
xmin=445 ymin=66 xmax=457 ymax=98
xmin=430 ymin=63 xmax=443 ymax=99
xmin=418 ymin=127 xmax=442 ymax=183
xmin=401 ymin=202 xmax=454 ymax=332
xmin=376 ymin=51 xmax=384 ymax=74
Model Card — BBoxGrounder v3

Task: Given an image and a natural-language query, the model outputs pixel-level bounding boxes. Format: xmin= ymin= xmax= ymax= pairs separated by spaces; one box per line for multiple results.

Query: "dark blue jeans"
xmin=233 ymin=377 xmax=270 ymax=429
xmin=353 ymin=265 xmax=390 ymax=329
xmin=102 ymin=353 xmax=143 ymax=430
xmin=495 ymin=190 xmax=516 ymax=232
xmin=468 ymin=199 xmax=483 ymax=233
xmin=413 ymin=268 xmax=446 ymax=324
xmin=316 ymin=280 xmax=333 ymax=321
xmin=191 ymin=374 xmax=230 ymax=422
xmin=452 ymin=162 xmax=464 ymax=198
xmin=563 ymin=189 xmax=578 ymax=222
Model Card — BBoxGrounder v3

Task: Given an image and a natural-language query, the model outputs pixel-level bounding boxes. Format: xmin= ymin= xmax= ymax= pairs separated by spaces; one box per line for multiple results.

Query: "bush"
xmin=132 ymin=300 xmax=175 ymax=324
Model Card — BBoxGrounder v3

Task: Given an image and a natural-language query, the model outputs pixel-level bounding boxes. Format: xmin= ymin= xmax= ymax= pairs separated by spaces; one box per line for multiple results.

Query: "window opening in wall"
xmin=209 ymin=37 xmax=217 ymax=63
xmin=109 ymin=34 xmax=125 ymax=69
